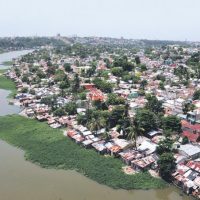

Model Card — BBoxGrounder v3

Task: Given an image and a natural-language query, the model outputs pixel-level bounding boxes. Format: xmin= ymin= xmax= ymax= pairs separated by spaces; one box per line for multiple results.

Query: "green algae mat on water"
xmin=0 ymin=115 xmax=166 ymax=190
xmin=0 ymin=70 xmax=16 ymax=98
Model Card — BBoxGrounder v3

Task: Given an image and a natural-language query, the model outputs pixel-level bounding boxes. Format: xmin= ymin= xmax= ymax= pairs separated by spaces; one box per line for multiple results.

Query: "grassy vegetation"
xmin=2 ymin=61 xmax=13 ymax=66
xmin=0 ymin=49 xmax=5 ymax=54
xmin=0 ymin=70 xmax=16 ymax=98
xmin=0 ymin=69 xmax=7 ymax=74
xmin=0 ymin=115 xmax=166 ymax=190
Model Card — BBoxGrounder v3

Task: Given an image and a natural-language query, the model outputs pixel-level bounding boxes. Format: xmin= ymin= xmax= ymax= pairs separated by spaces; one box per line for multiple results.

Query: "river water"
xmin=0 ymin=50 xmax=192 ymax=200
xmin=0 ymin=50 xmax=33 ymax=69
xmin=0 ymin=89 xmax=21 ymax=116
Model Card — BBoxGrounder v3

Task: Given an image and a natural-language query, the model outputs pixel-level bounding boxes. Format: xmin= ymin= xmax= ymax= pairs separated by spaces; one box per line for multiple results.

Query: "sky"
xmin=1 ymin=0 xmax=200 ymax=41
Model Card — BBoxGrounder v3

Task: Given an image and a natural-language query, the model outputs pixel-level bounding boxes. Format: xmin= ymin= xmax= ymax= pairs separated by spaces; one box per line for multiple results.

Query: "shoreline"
xmin=0 ymin=69 xmax=17 ymax=98
xmin=0 ymin=114 xmax=165 ymax=190
xmin=0 ymin=75 xmax=167 ymax=190
xmin=0 ymin=64 xmax=167 ymax=190
xmin=0 ymin=69 xmax=166 ymax=190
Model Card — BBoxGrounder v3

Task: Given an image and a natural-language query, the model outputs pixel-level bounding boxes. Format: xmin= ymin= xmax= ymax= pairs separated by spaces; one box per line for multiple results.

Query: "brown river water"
xmin=0 ymin=140 xmax=191 ymax=200
xmin=0 ymin=50 xmax=192 ymax=200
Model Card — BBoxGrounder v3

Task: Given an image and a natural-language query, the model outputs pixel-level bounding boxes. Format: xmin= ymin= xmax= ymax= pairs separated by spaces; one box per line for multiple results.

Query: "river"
xmin=0 ymin=50 xmax=192 ymax=200
xmin=0 ymin=89 xmax=21 ymax=116
xmin=0 ymin=50 xmax=33 ymax=69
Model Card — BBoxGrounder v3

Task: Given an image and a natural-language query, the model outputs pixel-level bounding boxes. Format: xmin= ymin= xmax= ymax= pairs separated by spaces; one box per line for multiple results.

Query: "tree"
xmin=59 ymin=81 xmax=70 ymax=90
xmin=182 ymin=136 xmax=189 ymax=144
xmin=86 ymin=67 xmax=95 ymax=77
xmin=174 ymin=65 xmax=190 ymax=81
xmin=158 ymin=153 xmax=176 ymax=181
xmin=113 ymin=56 xmax=134 ymax=71
xmin=53 ymin=108 xmax=66 ymax=117
xmin=140 ymin=64 xmax=147 ymax=72
xmin=77 ymin=113 xmax=87 ymax=125
xmin=88 ymin=115 xmax=106 ymax=135
xmin=134 ymin=109 xmax=159 ymax=134
xmin=159 ymin=81 xmax=165 ymax=90
xmin=132 ymin=76 xmax=140 ymax=84
xmin=122 ymin=74 xmax=133 ymax=82
xmin=22 ymin=75 xmax=29 ymax=83
xmin=64 ymin=63 xmax=72 ymax=72
xmin=193 ymin=64 xmax=200 ymax=79
xmin=47 ymin=66 xmax=56 ymax=76
xmin=162 ymin=116 xmax=181 ymax=134
xmin=41 ymin=96 xmax=53 ymax=106
xmin=54 ymin=69 xmax=66 ymax=82
xmin=36 ymin=70 xmax=46 ymax=79
xmin=65 ymin=102 xmax=77 ymax=115
xmin=21 ymin=87 xmax=28 ymax=93
xmin=41 ymin=95 xmax=57 ymax=109
xmin=193 ymin=90 xmax=200 ymax=100
xmin=109 ymin=105 xmax=127 ymax=128
xmin=72 ymin=73 xmax=80 ymax=93
xmin=135 ymin=56 xmax=141 ymax=65
xmin=93 ymin=78 xmax=113 ymax=93
xmin=111 ymin=67 xmax=123 ymax=77
xmin=156 ymin=75 xmax=166 ymax=82
xmin=183 ymin=102 xmax=196 ymax=114
xmin=103 ymin=58 xmax=111 ymax=68
xmin=47 ymin=60 xmax=52 ymax=66
xmin=59 ymin=81 xmax=70 ymax=97
xmin=106 ymin=93 xmax=125 ymax=106
xmin=122 ymin=62 xmax=134 ymax=71
xmin=156 ymin=137 xmax=173 ymax=155
xmin=79 ymin=92 xmax=86 ymax=100
xmin=126 ymin=121 xmax=143 ymax=150
xmin=145 ymin=95 xmax=164 ymax=114
xmin=29 ymin=89 xmax=35 ymax=95
xmin=140 ymin=80 xmax=148 ymax=90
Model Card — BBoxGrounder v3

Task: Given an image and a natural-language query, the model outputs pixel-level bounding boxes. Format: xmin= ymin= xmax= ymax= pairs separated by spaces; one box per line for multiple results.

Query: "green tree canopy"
xmin=161 ymin=116 xmax=181 ymax=134
xmin=134 ymin=109 xmax=159 ymax=134
xmin=54 ymin=69 xmax=66 ymax=82
xmin=156 ymin=137 xmax=173 ymax=155
xmin=65 ymin=102 xmax=77 ymax=115
xmin=64 ymin=63 xmax=72 ymax=72
xmin=158 ymin=153 xmax=176 ymax=181
xmin=135 ymin=56 xmax=141 ymax=65
xmin=106 ymin=93 xmax=125 ymax=106
xmin=193 ymin=90 xmax=200 ymax=100
xmin=113 ymin=56 xmax=134 ymax=71
xmin=93 ymin=78 xmax=113 ymax=93
xmin=145 ymin=95 xmax=164 ymax=114
xmin=72 ymin=73 xmax=80 ymax=93
xmin=53 ymin=108 xmax=66 ymax=117
xmin=111 ymin=67 xmax=123 ymax=77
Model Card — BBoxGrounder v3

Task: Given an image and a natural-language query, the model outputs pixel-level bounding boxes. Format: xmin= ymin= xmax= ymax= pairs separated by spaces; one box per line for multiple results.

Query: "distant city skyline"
xmin=1 ymin=0 xmax=200 ymax=41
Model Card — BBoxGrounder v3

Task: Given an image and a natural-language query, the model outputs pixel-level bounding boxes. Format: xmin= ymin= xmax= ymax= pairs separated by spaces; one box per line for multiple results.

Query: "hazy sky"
xmin=1 ymin=0 xmax=200 ymax=41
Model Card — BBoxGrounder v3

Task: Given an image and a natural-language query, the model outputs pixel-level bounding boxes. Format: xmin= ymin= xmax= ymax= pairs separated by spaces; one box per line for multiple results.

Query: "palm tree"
xmin=88 ymin=116 xmax=106 ymax=135
xmin=126 ymin=126 xmax=138 ymax=149
xmin=126 ymin=119 xmax=144 ymax=150
xmin=102 ymin=131 xmax=110 ymax=141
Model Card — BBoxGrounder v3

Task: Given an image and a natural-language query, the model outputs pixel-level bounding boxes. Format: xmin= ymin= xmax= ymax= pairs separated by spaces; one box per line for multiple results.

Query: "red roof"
xmin=81 ymin=83 xmax=95 ymax=90
xmin=182 ymin=131 xmax=200 ymax=142
xmin=97 ymin=64 xmax=107 ymax=71
xmin=170 ymin=64 xmax=177 ymax=68
xmin=181 ymin=120 xmax=200 ymax=131
xmin=186 ymin=161 xmax=200 ymax=173
xmin=67 ymin=130 xmax=77 ymax=138
xmin=88 ymin=88 xmax=104 ymax=101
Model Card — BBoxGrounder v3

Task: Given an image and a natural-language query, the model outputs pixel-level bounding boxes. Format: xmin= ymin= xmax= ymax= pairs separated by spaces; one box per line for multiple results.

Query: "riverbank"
xmin=1 ymin=61 xmax=13 ymax=66
xmin=0 ymin=69 xmax=16 ymax=98
xmin=0 ymin=115 xmax=165 ymax=190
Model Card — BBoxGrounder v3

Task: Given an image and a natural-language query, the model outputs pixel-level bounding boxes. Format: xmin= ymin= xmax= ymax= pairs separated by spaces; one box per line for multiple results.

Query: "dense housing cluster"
xmin=3 ymin=36 xmax=200 ymax=198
